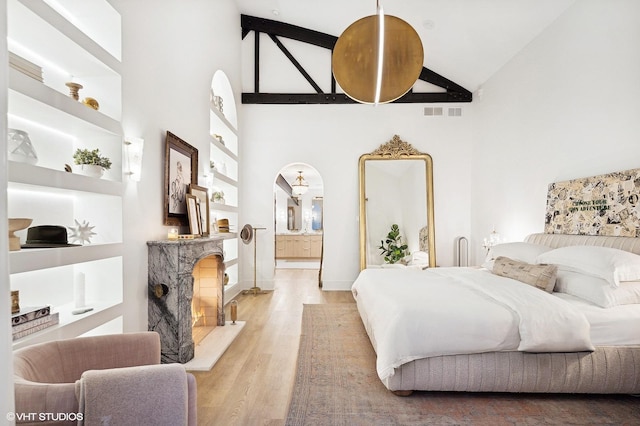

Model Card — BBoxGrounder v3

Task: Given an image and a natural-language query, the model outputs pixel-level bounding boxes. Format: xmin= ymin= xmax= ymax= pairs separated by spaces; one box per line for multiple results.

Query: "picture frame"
xmin=186 ymin=194 xmax=201 ymax=236
xmin=189 ymin=184 xmax=210 ymax=236
xmin=195 ymin=201 xmax=203 ymax=235
xmin=164 ymin=131 xmax=198 ymax=226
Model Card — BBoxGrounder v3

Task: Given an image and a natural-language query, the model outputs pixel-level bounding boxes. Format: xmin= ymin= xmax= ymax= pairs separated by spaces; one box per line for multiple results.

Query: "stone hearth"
xmin=147 ymin=237 xmax=225 ymax=363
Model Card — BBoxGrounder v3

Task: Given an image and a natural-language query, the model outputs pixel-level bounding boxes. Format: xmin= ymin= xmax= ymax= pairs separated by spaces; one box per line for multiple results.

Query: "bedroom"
xmin=2 ymin=0 xmax=640 ymax=422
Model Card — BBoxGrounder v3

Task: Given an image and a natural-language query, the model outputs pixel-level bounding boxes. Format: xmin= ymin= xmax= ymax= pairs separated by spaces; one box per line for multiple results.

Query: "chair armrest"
xmin=187 ymin=373 xmax=197 ymax=426
xmin=77 ymin=364 xmax=189 ymax=425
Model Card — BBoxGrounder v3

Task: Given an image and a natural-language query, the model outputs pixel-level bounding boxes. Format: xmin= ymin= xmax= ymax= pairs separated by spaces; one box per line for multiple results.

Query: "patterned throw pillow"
xmin=492 ymin=256 xmax=558 ymax=293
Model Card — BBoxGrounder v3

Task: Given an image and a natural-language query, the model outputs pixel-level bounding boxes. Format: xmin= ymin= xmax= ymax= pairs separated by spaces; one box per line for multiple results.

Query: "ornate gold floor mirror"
xmin=358 ymin=135 xmax=436 ymax=270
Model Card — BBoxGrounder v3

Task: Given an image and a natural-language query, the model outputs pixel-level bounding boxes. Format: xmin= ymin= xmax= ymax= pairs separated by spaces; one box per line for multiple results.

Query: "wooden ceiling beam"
xmin=240 ymin=14 xmax=472 ymax=104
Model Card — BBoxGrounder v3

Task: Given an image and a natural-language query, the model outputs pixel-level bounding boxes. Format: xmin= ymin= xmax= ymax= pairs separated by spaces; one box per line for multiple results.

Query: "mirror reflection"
xmin=359 ymin=136 xmax=436 ymax=270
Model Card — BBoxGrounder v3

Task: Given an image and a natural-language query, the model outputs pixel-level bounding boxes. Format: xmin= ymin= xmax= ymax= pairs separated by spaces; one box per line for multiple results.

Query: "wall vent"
xmin=448 ymin=107 xmax=463 ymax=117
xmin=423 ymin=106 xmax=443 ymax=116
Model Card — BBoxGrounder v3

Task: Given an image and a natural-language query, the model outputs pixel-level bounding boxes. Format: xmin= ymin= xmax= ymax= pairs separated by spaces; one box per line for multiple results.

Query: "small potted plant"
xmin=73 ymin=148 xmax=112 ymax=178
xmin=378 ymin=224 xmax=410 ymax=264
xmin=211 ymin=190 xmax=225 ymax=204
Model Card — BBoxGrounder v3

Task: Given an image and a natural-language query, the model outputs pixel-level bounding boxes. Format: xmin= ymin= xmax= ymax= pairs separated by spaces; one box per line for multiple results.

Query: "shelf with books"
xmin=12 ymin=302 xmax=124 ymax=350
xmin=11 ymin=255 xmax=123 ymax=350
xmin=7 ymin=0 xmax=124 ymax=345
xmin=8 ymin=0 xmax=122 ymax=120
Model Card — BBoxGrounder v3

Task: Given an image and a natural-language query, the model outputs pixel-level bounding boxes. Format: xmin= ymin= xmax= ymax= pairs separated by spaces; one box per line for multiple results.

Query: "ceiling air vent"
xmin=423 ymin=107 xmax=443 ymax=116
xmin=448 ymin=107 xmax=463 ymax=117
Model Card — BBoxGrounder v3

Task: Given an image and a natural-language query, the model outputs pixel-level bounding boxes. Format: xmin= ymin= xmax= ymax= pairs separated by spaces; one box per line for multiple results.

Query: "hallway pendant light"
xmin=291 ymin=171 xmax=309 ymax=196
xmin=332 ymin=0 xmax=424 ymax=105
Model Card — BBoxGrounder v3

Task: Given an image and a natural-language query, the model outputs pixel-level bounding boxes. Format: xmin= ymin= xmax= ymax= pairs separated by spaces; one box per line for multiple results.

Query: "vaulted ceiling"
xmin=236 ymin=0 xmax=576 ymax=97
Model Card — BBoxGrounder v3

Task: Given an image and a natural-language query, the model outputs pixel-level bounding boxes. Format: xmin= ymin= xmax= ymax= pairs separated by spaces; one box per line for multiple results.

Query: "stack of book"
xmin=217 ymin=218 xmax=230 ymax=233
xmin=12 ymin=306 xmax=59 ymax=341
xmin=9 ymin=52 xmax=43 ymax=82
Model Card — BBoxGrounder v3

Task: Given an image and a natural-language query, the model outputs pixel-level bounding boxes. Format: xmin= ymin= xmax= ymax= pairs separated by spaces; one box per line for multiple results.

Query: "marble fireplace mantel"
xmin=147 ymin=237 xmax=226 ymax=363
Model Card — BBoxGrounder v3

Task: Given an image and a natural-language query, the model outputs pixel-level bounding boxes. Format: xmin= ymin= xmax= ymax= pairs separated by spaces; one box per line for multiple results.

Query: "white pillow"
xmin=482 ymin=242 xmax=552 ymax=270
xmin=536 ymin=246 xmax=640 ymax=288
xmin=555 ymin=270 xmax=640 ymax=308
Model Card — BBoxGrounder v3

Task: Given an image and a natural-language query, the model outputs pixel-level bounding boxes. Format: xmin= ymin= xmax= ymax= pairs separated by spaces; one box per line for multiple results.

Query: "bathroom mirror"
xmin=358 ymin=135 xmax=436 ymax=270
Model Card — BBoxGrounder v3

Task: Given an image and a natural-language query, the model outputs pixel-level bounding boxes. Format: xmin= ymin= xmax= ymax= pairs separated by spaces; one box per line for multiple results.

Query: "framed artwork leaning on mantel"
xmin=186 ymin=194 xmax=201 ymax=236
xmin=164 ymin=131 xmax=198 ymax=227
xmin=189 ymin=184 xmax=210 ymax=236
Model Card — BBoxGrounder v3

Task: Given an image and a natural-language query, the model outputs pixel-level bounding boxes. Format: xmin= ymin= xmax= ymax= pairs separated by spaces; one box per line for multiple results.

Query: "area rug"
xmin=286 ymin=303 xmax=640 ymax=426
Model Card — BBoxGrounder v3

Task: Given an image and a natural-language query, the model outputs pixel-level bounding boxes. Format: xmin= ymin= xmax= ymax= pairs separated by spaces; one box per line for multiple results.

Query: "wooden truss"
xmin=241 ymin=14 xmax=472 ymax=105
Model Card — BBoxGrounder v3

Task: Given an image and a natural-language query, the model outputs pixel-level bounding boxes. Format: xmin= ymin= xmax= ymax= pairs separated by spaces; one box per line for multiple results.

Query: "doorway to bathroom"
xmin=273 ymin=163 xmax=323 ymax=276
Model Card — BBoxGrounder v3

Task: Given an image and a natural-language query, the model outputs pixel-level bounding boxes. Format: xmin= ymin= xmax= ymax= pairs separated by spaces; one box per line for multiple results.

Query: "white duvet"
xmin=351 ymin=267 xmax=595 ymax=381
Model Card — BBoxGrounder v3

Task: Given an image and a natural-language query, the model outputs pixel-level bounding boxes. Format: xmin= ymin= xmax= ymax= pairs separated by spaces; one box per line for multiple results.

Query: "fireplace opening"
xmin=191 ymin=255 xmax=223 ymax=345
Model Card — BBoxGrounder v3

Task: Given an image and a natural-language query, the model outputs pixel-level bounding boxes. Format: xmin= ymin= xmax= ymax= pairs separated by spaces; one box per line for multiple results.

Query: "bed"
xmin=351 ymin=233 xmax=640 ymax=395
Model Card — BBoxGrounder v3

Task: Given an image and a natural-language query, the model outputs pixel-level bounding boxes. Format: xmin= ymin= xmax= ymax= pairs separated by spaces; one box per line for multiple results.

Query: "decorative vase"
xmin=7 ymin=129 xmax=38 ymax=165
xmin=65 ymin=82 xmax=83 ymax=100
xmin=74 ymin=164 xmax=104 ymax=178
xmin=82 ymin=97 xmax=99 ymax=110
xmin=8 ymin=218 xmax=33 ymax=251
xmin=11 ymin=290 xmax=20 ymax=314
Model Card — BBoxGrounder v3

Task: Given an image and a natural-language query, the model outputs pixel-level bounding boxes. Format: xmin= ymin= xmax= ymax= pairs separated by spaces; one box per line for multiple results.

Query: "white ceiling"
xmin=235 ymin=0 xmax=576 ymax=93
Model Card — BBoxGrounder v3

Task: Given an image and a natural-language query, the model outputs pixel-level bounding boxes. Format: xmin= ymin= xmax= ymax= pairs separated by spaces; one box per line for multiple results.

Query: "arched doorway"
xmin=273 ymin=163 xmax=324 ymax=278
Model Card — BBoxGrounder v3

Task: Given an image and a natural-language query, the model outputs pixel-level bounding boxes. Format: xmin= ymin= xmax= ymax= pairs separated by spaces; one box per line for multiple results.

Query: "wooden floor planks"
xmin=193 ymin=268 xmax=354 ymax=426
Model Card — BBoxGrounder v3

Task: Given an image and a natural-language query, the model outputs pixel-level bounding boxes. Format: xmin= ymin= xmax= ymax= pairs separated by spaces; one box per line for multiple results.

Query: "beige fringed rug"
xmin=286 ymin=303 xmax=640 ymax=426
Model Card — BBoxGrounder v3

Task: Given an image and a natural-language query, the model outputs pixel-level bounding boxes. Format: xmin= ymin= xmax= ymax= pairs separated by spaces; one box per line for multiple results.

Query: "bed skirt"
xmin=383 ymin=347 xmax=640 ymax=394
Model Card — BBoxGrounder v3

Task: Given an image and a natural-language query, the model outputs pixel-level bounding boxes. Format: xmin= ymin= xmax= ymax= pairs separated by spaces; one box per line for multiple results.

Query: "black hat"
xmin=21 ymin=225 xmax=80 ymax=248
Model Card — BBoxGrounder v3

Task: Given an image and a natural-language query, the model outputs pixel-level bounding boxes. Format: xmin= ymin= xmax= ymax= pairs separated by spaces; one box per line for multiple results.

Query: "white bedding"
xmin=553 ymin=292 xmax=640 ymax=346
xmin=351 ymin=267 xmax=595 ymax=381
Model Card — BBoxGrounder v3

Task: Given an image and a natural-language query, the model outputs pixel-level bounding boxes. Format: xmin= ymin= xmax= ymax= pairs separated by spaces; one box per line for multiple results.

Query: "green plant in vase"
xmin=73 ymin=148 xmax=112 ymax=169
xmin=72 ymin=148 xmax=112 ymax=178
xmin=378 ymin=224 xmax=409 ymax=264
xmin=211 ymin=190 xmax=225 ymax=204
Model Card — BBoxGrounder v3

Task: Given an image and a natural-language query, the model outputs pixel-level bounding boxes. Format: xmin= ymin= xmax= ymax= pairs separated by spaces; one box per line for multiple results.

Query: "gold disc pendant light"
xmin=332 ymin=2 xmax=424 ymax=104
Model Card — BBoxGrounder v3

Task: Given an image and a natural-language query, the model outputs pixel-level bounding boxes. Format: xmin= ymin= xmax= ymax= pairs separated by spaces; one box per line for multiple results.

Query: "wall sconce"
xmin=124 ymin=136 xmax=144 ymax=181
xmin=482 ymin=228 xmax=502 ymax=252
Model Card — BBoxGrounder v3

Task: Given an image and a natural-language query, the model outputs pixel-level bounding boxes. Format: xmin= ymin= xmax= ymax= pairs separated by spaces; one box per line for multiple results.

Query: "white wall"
xmin=470 ymin=0 xmax=640 ymax=264
xmin=110 ymin=0 xmax=242 ymax=331
xmin=240 ymin=103 xmax=474 ymax=290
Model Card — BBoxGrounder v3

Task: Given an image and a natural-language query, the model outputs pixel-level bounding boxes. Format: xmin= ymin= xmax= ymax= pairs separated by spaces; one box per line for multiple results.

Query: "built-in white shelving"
xmin=209 ymin=71 xmax=239 ymax=294
xmin=9 ymin=244 xmax=123 ymax=274
xmin=8 ymin=0 xmax=124 ymax=348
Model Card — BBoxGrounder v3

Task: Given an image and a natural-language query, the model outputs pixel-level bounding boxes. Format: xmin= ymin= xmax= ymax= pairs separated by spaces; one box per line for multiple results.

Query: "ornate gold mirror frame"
xmin=358 ymin=135 xmax=436 ymax=270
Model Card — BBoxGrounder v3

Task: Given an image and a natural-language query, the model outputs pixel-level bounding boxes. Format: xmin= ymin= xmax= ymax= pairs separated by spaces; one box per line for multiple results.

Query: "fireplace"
xmin=147 ymin=238 xmax=225 ymax=363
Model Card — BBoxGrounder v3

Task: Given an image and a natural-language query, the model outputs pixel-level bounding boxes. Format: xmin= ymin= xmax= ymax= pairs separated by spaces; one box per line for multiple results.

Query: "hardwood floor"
xmin=193 ymin=269 xmax=354 ymax=426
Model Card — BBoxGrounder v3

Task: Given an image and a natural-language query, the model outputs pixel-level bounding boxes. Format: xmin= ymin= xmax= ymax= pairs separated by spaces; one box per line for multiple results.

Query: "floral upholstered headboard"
xmin=545 ymin=168 xmax=640 ymax=237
